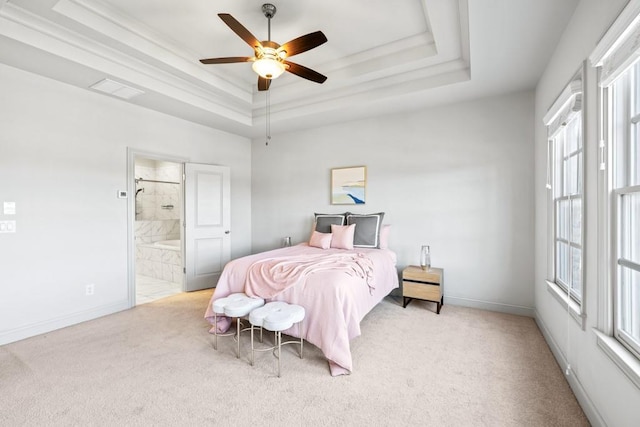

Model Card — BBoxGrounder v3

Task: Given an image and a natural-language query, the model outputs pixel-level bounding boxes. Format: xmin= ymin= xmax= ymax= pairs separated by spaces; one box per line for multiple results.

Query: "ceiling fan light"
xmin=252 ymin=57 xmax=285 ymax=79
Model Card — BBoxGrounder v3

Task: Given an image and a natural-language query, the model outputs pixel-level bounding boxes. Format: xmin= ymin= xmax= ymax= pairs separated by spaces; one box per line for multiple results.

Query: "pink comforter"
xmin=204 ymin=243 xmax=399 ymax=376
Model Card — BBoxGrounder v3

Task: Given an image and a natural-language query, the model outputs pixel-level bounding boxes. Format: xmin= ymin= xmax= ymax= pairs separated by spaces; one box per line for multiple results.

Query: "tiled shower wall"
xmin=134 ymin=220 xmax=180 ymax=244
xmin=135 ymin=159 xmax=182 ymax=284
xmin=134 ymin=159 xmax=181 ymax=243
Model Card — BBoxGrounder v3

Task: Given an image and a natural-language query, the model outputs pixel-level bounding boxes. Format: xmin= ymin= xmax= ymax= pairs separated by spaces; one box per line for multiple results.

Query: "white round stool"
xmin=212 ymin=293 xmax=265 ymax=359
xmin=249 ymin=302 xmax=306 ymax=377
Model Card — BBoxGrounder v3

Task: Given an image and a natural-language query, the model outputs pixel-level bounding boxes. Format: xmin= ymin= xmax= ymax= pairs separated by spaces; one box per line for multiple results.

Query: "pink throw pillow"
xmin=330 ymin=224 xmax=355 ymax=250
xmin=379 ymin=224 xmax=391 ymax=249
xmin=309 ymin=230 xmax=332 ymax=249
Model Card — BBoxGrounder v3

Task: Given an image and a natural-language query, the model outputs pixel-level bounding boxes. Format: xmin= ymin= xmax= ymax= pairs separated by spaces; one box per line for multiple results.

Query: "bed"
xmin=204 ymin=222 xmax=399 ymax=376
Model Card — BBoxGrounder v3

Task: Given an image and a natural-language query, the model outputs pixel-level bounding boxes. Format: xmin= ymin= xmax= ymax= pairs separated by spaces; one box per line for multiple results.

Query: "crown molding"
xmin=254 ymin=59 xmax=470 ymax=126
xmin=252 ymin=0 xmax=469 ymax=116
xmin=52 ymin=0 xmax=249 ymax=102
xmin=0 ymin=0 xmax=471 ymax=136
xmin=52 ymin=0 xmax=468 ymax=111
xmin=0 ymin=1 xmax=252 ymax=126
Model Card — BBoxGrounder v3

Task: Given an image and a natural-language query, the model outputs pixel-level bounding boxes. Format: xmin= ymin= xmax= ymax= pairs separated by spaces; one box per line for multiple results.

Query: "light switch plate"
xmin=0 ymin=220 xmax=16 ymax=233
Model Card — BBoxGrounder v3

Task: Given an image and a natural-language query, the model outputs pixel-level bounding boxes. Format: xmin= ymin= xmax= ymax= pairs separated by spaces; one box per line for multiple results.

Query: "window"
xmin=553 ymin=112 xmax=583 ymax=302
xmin=590 ymin=0 xmax=640 ymax=386
xmin=610 ymin=61 xmax=640 ymax=358
xmin=544 ymin=70 xmax=585 ymax=311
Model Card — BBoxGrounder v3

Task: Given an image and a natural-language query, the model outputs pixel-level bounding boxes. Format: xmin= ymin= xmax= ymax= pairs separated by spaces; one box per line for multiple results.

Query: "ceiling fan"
xmin=199 ymin=3 xmax=328 ymax=91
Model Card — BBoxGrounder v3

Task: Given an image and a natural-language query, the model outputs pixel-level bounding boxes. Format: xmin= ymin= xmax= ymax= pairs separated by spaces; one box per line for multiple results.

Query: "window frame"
xmin=544 ymin=66 xmax=587 ymax=328
xmin=553 ymin=114 xmax=584 ymax=302
xmin=609 ymin=64 xmax=640 ymax=359
xmin=589 ymin=0 xmax=640 ymax=389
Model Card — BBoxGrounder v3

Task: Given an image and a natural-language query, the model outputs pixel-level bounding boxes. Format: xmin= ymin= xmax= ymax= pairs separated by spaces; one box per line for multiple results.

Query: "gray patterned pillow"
xmin=314 ymin=213 xmax=347 ymax=233
xmin=347 ymin=212 xmax=385 ymax=248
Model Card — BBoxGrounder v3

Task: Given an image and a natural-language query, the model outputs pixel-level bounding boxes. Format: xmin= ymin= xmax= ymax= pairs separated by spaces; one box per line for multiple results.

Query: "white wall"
xmin=252 ymin=91 xmax=535 ymax=315
xmin=534 ymin=0 xmax=640 ymax=426
xmin=0 ymin=63 xmax=252 ymax=345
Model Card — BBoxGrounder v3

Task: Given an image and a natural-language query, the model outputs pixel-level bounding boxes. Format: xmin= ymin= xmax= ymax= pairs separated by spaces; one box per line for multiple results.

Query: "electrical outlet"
xmin=86 ymin=284 xmax=95 ymax=296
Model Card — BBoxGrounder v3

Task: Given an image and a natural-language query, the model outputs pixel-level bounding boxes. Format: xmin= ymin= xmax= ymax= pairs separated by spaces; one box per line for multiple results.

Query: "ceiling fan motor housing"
xmin=262 ymin=4 xmax=276 ymax=19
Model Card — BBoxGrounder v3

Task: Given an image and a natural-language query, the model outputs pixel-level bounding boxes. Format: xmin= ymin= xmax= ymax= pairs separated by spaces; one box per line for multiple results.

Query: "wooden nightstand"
xmin=402 ymin=266 xmax=444 ymax=314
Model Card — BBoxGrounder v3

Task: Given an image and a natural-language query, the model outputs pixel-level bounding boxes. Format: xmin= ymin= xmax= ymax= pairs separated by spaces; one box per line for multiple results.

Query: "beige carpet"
xmin=0 ymin=290 xmax=588 ymax=426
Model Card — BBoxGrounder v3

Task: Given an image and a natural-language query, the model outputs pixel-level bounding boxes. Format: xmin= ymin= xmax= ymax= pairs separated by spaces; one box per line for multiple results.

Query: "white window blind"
xmin=590 ymin=0 xmax=640 ymax=86
xmin=544 ymin=79 xmax=583 ymax=137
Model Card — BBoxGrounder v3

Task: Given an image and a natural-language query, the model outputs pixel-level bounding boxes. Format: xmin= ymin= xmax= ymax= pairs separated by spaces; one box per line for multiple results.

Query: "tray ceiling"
xmin=0 ymin=0 xmax=578 ymax=137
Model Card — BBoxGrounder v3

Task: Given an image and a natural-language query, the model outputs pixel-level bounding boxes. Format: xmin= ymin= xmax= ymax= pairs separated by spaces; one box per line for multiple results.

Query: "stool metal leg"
xmin=299 ymin=322 xmax=304 ymax=359
xmin=236 ymin=317 xmax=241 ymax=359
xmin=214 ymin=315 xmax=218 ymax=350
xmin=277 ymin=330 xmax=282 ymax=378
xmin=250 ymin=324 xmax=255 ymax=366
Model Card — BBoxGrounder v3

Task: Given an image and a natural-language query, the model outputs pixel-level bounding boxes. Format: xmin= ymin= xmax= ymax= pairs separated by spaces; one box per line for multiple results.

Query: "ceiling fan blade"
xmin=258 ymin=76 xmax=272 ymax=91
xmin=278 ymin=31 xmax=327 ymax=58
xmin=199 ymin=56 xmax=254 ymax=64
xmin=218 ymin=13 xmax=262 ymax=50
xmin=284 ymin=61 xmax=327 ymax=84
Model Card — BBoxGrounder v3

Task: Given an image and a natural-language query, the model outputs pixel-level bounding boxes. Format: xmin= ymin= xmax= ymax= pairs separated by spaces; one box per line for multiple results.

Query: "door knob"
xmin=225 ymin=230 xmax=230 ymax=234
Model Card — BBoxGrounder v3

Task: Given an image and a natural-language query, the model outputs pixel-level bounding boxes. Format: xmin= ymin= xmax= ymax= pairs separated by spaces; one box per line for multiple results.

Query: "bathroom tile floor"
xmin=136 ymin=275 xmax=182 ymax=305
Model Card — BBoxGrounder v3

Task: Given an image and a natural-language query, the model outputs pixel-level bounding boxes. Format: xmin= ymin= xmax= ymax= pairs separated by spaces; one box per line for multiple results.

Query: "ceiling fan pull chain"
xmin=265 ymin=90 xmax=271 ymax=146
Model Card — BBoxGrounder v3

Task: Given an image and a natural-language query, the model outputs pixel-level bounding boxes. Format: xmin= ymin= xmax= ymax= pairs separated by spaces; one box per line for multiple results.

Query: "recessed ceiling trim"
xmin=251 ymin=66 xmax=472 ymax=137
xmin=457 ymin=0 xmax=471 ymax=65
xmin=0 ymin=2 xmax=252 ymax=125
xmin=423 ymin=0 xmax=466 ymax=56
xmin=1 ymin=0 xmax=477 ymax=137
xmin=253 ymin=59 xmax=470 ymax=125
xmin=320 ymin=43 xmax=440 ymax=85
xmin=306 ymin=33 xmax=437 ymax=80
xmin=248 ymin=2 xmax=467 ymax=99
xmin=52 ymin=0 xmax=250 ymax=103
xmin=52 ymin=0 xmax=467 ymax=115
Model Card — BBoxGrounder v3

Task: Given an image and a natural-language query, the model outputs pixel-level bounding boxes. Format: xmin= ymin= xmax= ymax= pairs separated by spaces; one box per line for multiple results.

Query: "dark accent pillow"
xmin=347 ymin=212 xmax=385 ymax=248
xmin=314 ymin=213 xmax=346 ymax=233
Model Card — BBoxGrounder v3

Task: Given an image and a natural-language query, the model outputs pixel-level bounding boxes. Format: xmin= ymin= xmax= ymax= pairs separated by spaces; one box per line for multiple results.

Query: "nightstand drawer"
xmin=403 ymin=269 xmax=441 ymax=283
xmin=402 ymin=280 xmax=441 ymax=301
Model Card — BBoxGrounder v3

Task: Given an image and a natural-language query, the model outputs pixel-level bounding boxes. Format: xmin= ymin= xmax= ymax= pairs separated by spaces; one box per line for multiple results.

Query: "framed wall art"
xmin=331 ymin=166 xmax=366 ymax=205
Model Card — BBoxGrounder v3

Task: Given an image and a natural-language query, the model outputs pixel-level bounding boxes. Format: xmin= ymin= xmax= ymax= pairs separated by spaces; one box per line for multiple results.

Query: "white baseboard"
xmin=0 ymin=300 xmax=131 ymax=346
xmin=534 ymin=310 xmax=606 ymax=427
xmin=444 ymin=295 xmax=535 ymax=317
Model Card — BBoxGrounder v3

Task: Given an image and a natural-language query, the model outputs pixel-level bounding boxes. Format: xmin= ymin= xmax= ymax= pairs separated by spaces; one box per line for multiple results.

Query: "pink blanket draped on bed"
xmin=245 ymin=252 xmax=375 ymax=299
xmin=204 ymin=243 xmax=398 ymax=376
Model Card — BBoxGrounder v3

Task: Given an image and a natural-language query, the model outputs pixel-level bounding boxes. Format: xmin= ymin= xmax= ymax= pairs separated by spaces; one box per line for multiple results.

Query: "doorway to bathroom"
xmin=134 ymin=156 xmax=184 ymax=304
xmin=127 ymin=149 xmax=232 ymax=307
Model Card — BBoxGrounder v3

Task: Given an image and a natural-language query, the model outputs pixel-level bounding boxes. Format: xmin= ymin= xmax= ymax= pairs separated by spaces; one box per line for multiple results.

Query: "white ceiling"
xmin=0 ymin=0 xmax=579 ymax=138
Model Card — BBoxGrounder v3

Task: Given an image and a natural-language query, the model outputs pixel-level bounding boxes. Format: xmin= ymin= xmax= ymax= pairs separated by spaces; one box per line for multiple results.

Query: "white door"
xmin=184 ymin=163 xmax=230 ymax=291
